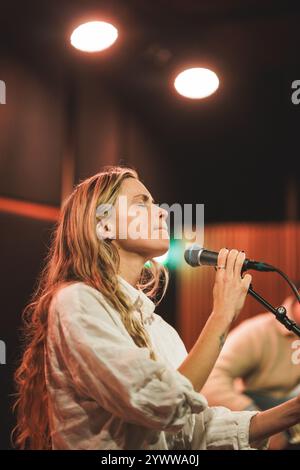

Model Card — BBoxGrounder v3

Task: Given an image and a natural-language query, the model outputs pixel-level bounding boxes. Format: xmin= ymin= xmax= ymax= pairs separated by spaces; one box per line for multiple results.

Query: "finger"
xmin=225 ymin=249 xmax=239 ymax=277
xmin=241 ymin=273 xmax=252 ymax=291
xmin=234 ymin=251 xmax=246 ymax=278
xmin=216 ymin=248 xmax=229 ymax=270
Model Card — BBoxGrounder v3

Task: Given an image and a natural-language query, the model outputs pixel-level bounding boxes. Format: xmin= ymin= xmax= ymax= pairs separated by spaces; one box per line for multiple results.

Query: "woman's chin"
xmin=118 ymin=237 xmax=170 ymax=259
xmin=148 ymin=240 xmax=170 ymax=258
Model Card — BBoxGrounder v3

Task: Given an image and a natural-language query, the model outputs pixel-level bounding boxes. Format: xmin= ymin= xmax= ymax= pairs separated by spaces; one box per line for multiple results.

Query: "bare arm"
xmin=177 ymin=311 xmax=231 ymax=393
xmin=201 ymin=319 xmax=262 ymax=410
xmin=178 ymin=248 xmax=252 ymax=392
xmin=249 ymin=396 xmax=300 ymax=446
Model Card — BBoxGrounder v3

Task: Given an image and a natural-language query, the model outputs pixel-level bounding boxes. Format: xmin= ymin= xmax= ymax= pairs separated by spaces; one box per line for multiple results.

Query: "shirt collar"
xmin=117 ymin=274 xmax=156 ymax=324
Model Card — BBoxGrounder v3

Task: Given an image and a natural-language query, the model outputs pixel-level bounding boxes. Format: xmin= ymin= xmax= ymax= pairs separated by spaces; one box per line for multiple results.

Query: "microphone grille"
xmin=184 ymin=243 xmax=202 ymax=267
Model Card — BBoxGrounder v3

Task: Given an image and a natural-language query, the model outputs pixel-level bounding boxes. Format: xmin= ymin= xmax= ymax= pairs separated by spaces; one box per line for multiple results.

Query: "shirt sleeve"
xmin=202 ymin=406 xmax=269 ymax=450
xmin=201 ymin=318 xmax=263 ymax=411
xmin=49 ymin=283 xmax=207 ymax=433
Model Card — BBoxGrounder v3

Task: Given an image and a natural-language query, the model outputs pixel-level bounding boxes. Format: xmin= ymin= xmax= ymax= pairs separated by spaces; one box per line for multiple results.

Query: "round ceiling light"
xmin=174 ymin=67 xmax=219 ymax=99
xmin=70 ymin=21 xmax=118 ymax=53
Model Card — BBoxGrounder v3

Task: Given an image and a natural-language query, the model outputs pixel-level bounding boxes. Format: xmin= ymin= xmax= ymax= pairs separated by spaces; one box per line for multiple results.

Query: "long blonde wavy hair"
xmin=12 ymin=165 xmax=169 ymax=450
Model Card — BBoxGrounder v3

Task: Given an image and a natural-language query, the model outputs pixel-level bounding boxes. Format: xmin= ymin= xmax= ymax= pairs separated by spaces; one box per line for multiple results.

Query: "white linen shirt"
xmin=45 ymin=275 xmax=267 ymax=450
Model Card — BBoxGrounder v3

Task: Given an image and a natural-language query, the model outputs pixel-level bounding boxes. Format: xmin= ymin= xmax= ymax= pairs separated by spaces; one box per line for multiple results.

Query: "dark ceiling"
xmin=1 ymin=0 xmax=300 ymax=222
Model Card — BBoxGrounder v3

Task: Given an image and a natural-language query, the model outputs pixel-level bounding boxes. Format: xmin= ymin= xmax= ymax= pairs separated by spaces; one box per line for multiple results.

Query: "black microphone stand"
xmin=248 ymin=284 xmax=300 ymax=337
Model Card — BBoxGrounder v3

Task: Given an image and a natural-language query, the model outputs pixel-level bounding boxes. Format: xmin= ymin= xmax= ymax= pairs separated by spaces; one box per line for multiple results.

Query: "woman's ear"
xmin=96 ymin=219 xmax=115 ymax=241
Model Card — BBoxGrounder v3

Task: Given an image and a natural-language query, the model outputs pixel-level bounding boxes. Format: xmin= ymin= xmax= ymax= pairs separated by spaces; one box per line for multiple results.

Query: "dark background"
xmin=1 ymin=0 xmax=300 ymax=449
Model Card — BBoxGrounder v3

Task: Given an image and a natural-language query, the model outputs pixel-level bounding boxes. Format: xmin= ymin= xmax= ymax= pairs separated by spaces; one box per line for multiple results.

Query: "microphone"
xmin=184 ymin=244 xmax=275 ymax=272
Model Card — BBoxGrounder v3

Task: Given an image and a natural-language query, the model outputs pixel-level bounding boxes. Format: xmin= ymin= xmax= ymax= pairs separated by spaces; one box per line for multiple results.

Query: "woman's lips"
xmin=153 ymin=227 xmax=169 ymax=237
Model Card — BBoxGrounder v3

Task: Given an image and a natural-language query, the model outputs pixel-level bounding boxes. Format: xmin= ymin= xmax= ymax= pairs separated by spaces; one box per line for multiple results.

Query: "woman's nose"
xmin=159 ymin=206 xmax=169 ymax=220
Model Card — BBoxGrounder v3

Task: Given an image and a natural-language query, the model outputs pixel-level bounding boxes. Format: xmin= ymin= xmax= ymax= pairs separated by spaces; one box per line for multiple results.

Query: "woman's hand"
xmin=212 ymin=248 xmax=252 ymax=324
xmin=268 ymin=432 xmax=289 ymax=450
